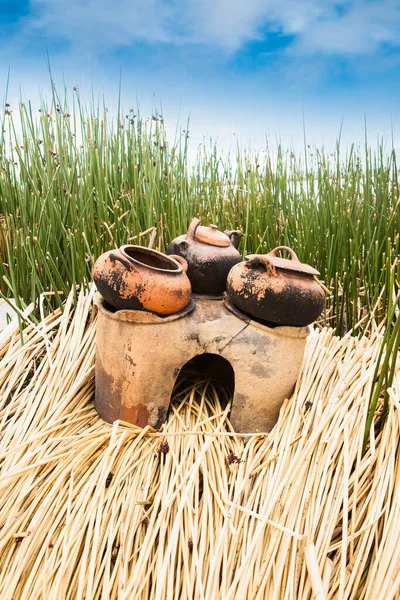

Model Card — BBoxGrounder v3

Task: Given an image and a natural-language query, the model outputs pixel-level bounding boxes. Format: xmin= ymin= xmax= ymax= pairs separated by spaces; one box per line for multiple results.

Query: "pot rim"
xmin=94 ymin=293 xmax=195 ymax=323
xmin=120 ymin=245 xmax=183 ymax=274
xmin=223 ymin=300 xmax=310 ymax=337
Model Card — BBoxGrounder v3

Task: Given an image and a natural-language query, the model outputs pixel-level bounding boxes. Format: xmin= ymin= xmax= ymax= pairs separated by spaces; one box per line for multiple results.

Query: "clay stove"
xmin=94 ymin=294 xmax=309 ymax=433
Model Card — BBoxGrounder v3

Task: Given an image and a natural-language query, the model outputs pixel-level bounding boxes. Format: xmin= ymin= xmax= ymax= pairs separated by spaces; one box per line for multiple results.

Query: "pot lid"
xmin=195 ymin=224 xmax=231 ymax=247
xmin=247 ymin=246 xmax=320 ymax=276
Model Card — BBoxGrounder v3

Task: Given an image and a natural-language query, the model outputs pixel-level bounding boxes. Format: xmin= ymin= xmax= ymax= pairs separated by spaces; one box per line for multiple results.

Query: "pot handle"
xmin=169 ymin=254 xmax=189 ymax=272
xmin=267 ymin=246 xmax=300 ymax=263
xmin=186 ymin=217 xmax=200 ymax=242
xmin=245 ymin=254 xmax=277 ymax=276
xmin=109 ymin=252 xmax=137 ymax=272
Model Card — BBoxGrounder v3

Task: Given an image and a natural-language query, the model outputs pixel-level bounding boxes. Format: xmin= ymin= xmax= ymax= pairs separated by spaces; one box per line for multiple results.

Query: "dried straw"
xmin=0 ymin=287 xmax=399 ymax=599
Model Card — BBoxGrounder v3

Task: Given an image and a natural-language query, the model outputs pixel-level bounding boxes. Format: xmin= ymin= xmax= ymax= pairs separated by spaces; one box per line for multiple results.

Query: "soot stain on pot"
xmin=184 ymin=332 xmax=209 ymax=352
xmin=189 ymin=255 xmax=239 ymax=295
xmin=213 ymin=335 xmax=227 ymax=345
xmin=98 ymin=266 xmax=139 ymax=309
xmin=186 ymin=332 xmax=201 ymax=343
xmin=235 ymin=332 xmax=272 ymax=357
xmin=95 ymin=360 xmax=122 ymax=423
xmin=124 ymin=353 xmax=136 ymax=374
xmin=108 ymin=266 xmax=130 ymax=299
xmin=228 ymin=255 xmax=325 ymax=327
xmin=250 ymin=363 xmax=271 ymax=378
xmin=234 ymin=269 xmax=267 ymax=302
xmin=133 ymin=282 xmax=146 ymax=302
xmin=155 ymin=405 xmax=167 ymax=429
xmin=128 ymin=296 xmax=144 ymax=311
xmin=233 ymin=392 xmax=247 ymax=409
xmin=265 ymin=283 xmax=318 ymax=326
xmin=171 ymin=287 xmax=185 ymax=299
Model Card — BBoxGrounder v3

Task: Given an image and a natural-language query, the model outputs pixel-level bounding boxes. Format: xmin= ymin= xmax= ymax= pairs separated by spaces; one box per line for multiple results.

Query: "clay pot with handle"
xmin=93 ymin=245 xmax=191 ymax=315
xmin=226 ymin=246 xmax=325 ymax=327
xmin=166 ymin=217 xmax=243 ymax=295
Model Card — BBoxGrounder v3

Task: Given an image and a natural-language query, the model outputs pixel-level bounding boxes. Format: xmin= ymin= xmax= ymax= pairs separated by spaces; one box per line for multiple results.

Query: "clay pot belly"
xmin=166 ymin=218 xmax=243 ymax=295
xmin=228 ymin=265 xmax=324 ymax=326
xmin=93 ymin=245 xmax=191 ymax=315
xmin=227 ymin=247 xmax=325 ymax=327
xmin=168 ymin=241 xmax=241 ymax=295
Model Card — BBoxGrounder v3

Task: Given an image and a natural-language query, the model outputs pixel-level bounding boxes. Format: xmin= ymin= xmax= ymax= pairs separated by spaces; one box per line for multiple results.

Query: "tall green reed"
xmin=0 ymin=87 xmax=399 ymax=340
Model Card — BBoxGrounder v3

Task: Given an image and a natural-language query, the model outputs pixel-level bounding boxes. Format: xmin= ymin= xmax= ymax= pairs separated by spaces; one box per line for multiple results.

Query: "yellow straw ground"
xmin=0 ymin=288 xmax=399 ymax=599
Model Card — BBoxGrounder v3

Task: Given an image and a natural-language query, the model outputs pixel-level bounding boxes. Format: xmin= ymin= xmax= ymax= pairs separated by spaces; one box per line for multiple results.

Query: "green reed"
xmin=0 ymin=87 xmax=399 ymax=339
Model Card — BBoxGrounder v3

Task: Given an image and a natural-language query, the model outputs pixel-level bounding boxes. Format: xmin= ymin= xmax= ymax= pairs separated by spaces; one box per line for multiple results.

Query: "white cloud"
xmin=291 ymin=0 xmax=400 ymax=55
xmin=16 ymin=0 xmax=399 ymax=57
xmin=28 ymin=0 xmax=175 ymax=47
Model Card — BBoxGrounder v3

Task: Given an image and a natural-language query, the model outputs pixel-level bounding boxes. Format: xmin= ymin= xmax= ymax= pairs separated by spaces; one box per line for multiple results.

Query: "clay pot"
xmin=92 ymin=245 xmax=192 ymax=315
xmin=226 ymin=246 xmax=325 ymax=327
xmin=166 ymin=217 xmax=243 ymax=295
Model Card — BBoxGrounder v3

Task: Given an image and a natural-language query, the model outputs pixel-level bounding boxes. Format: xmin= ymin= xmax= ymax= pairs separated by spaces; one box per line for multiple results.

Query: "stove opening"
xmin=172 ymin=353 xmax=235 ymax=402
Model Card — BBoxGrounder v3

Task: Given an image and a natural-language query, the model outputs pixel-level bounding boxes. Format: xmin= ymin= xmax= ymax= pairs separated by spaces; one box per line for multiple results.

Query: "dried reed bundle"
xmin=0 ymin=288 xmax=399 ymax=599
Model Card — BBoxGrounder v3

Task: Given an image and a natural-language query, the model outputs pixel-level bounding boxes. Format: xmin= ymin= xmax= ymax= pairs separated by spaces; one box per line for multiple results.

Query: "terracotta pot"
xmin=92 ymin=245 xmax=192 ymax=315
xmin=226 ymin=246 xmax=325 ymax=327
xmin=166 ymin=217 xmax=243 ymax=295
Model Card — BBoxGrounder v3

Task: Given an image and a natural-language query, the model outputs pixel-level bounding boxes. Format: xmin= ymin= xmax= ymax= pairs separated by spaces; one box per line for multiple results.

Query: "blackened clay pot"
xmin=226 ymin=246 xmax=325 ymax=327
xmin=93 ymin=245 xmax=192 ymax=315
xmin=166 ymin=217 xmax=243 ymax=295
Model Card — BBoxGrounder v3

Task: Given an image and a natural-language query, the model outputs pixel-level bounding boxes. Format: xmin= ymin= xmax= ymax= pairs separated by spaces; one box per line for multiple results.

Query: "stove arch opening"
xmin=172 ymin=353 xmax=235 ymax=404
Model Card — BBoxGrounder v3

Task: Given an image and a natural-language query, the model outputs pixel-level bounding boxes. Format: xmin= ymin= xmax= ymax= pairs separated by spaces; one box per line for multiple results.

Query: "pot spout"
xmin=224 ymin=230 xmax=244 ymax=249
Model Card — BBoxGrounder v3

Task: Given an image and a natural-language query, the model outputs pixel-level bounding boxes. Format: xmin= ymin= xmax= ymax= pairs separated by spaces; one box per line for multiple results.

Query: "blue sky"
xmin=1 ymin=0 xmax=400 ymax=156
